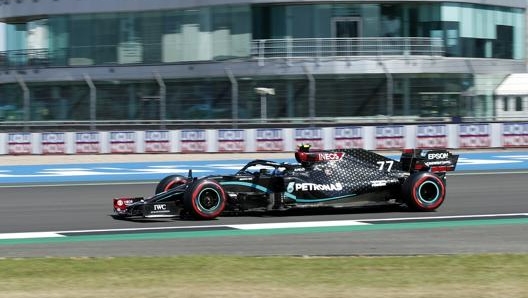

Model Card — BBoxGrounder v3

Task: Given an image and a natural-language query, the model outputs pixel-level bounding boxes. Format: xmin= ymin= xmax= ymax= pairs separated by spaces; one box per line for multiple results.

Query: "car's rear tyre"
xmin=183 ymin=179 xmax=226 ymax=220
xmin=155 ymin=175 xmax=188 ymax=194
xmin=402 ymin=172 xmax=446 ymax=211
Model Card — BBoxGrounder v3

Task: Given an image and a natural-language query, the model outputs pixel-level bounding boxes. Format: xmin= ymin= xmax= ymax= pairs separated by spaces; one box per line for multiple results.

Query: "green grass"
xmin=1 ymin=254 xmax=527 ymax=298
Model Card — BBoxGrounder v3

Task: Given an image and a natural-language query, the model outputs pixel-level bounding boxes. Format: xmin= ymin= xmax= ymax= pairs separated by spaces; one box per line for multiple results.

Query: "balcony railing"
xmin=251 ymin=37 xmax=444 ymax=65
xmin=0 ymin=48 xmax=51 ymax=69
xmin=0 ymin=37 xmax=444 ymax=70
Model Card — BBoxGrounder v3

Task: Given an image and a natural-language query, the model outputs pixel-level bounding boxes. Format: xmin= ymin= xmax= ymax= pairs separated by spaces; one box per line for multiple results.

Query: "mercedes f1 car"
xmin=112 ymin=146 xmax=458 ymax=220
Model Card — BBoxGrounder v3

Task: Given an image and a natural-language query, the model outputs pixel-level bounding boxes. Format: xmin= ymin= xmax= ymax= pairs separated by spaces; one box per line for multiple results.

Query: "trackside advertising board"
xmin=502 ymin=123 xmax=528 ymax=148
xmin=0 ymin=123 xmax=516 ymax=155
xmin=334 ymin=127 xmax=362 ymax=149
xmin=256 ymin=128 xmax=284 ymax=152
xmin=416 ymin=124 xmax=448 ymax=149
xmin=76 ymin=132 xmax=100 ymax=154
xmin=459 ymin=124 xmax=491 ymax=148
xmin=145 ymin=130 xmax=170 ymax=153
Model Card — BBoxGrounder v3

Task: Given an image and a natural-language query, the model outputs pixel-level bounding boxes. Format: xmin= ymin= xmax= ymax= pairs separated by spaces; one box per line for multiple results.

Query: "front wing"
xmin=113 ymin=197 xmax=182 ymax=218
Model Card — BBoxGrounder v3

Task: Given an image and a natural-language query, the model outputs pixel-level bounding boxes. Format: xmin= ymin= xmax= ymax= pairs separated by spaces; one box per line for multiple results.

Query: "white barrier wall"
xmin=1 ymin=123 xmax=527 ymax=155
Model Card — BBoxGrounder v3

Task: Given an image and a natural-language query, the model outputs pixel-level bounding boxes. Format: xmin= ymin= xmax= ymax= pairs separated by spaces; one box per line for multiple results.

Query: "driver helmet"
xmin=298 ymin=143 xmax=311 ymax=152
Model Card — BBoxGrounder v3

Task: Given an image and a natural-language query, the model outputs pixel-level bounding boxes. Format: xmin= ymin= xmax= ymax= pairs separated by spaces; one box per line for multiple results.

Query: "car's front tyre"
xmin=183 ymin=179 xmax=226 ymax=220
xmin=155 ymin=175 xmax=188 ymax=194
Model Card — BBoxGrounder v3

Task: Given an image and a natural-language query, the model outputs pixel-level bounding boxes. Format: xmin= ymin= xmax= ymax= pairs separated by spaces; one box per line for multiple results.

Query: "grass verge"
xmin=0 ymin=254 xmax=527 ymax=298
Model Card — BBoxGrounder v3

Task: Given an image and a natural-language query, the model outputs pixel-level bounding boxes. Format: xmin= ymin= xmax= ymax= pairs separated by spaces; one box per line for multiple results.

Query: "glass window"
xmin=494 ymin=25 xmax=513 ymax=59
xmin=231 ymin=5 xmax=251 ymax=58
xmin=48 ymin=16 xmax=68 ymax=66
xmin=380 ymin=4 xmax=401 ymax=37
xmin=162 ymin=10 xmax=183 ymax=63
xmin=503 ymin=97 xmax=509 ymax=111
xmin=289 ymin=5 xmax=315 ymax=38
xmin=165 ymin=80 xmax=231 ymax=120
xmin=180 ymin=8 xmax=212 ymax=61
xmin=252 ymin=5 xmax=286 ymax=39
xmin=0 ymin=23 xmax=5 ymax=52
xmin=94 ymin=14 xmax=118 ymax=64
xmin=0 ymin=84 xmax=24 ymax=121
xmin=162 ymin=6 xmax=252 ymax=63
xmin=27 ymin=19 xmax=48 ymax=50
xmin=444 ymin=22 xmax=460 ymax=57
xmin=118 ymin=13 xmax=142 ymax=64
xmin=212 ymin=6 xmax=231 ymax=59
xmin=69 ymin=15 xmax=94 ymax=65
xmin=139 ymin=12 xmax=162 ymax=64
xmin=515 ymin=97 xmax=523 ymax=111
xmin=439 ymin=3 xmax=524 ymax=59
xmin=6 ymin=23 xmax=26 ymax=51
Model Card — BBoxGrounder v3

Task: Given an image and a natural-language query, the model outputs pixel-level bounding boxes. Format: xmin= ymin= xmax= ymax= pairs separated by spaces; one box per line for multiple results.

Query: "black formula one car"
xmin=112 ymin=145 xmax=458 ymax=220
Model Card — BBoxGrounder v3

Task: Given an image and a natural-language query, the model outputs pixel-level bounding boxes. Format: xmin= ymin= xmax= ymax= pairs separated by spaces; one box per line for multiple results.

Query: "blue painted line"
xmin=0 ymin=160 xmax=265 ymax=184
xmin=0 ymin=152 xmax=527 ymax=184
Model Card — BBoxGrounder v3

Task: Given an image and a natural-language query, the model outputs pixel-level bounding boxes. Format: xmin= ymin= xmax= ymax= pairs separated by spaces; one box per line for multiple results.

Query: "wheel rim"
xmin=417 ymin=180 xmax=440 ymax=204
xmin=196 ymin=187 xmax=221 ymax=213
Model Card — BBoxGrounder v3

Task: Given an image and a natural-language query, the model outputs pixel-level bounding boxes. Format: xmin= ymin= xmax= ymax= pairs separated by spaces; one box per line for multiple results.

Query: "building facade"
xmin=0 ymin=0 xmax=526 ymax=126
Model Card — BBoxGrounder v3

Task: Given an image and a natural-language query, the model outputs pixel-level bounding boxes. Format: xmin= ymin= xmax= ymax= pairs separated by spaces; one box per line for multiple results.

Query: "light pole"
xmin=255 ymin=87 xmax=275 ymax=123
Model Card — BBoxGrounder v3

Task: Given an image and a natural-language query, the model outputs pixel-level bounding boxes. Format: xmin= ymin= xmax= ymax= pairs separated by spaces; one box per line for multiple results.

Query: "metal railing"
xmin=251 ymin=37 xmax=444 ymax=64
xmin=0 ymin=37 xmax=445 ymax=70
xmin=0 ymin=116 xmax=523 ymax=132
xmin=0 ymin=49 xmax=51 ymax=69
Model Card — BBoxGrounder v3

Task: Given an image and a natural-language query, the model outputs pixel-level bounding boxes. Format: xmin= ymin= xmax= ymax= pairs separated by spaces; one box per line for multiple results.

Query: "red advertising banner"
xmin=76 ymin=132 xmax=100 ymax=154
xmin=502 ymin=123 xmax=528 ymax=147
xmin=375 ymin=126 xmax=404 ymax=149
xmin=180 ymin=130 xmax=207 ymax=153
xmin=8 ymin=133 xmax=31 ymax=155
xmin=256 ymin=129 xmax=284 ymax=152
xmin=110 ymin=131 xmax=136 ymax=153
xmin=459 ymin=124 xmax=490 ymax=148
xmin=145 ymin=130 xmax=170 ymax=153
xmin=334 ymin=126 xmax=362 ymax=149
xmin=218 ymin=129 xmax=245 ymax=152
xmin=295 ymin=128 xmax=323 ymax=150
xmin=41 ymin=132 xmax=65 ymax=154
xmin=416 ymin=125 xmax=448 ymax=148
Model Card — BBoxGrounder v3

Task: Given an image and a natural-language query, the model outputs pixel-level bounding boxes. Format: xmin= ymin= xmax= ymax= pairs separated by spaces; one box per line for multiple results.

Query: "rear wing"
xmin=399 ymin=149 xmax=459 ymax=173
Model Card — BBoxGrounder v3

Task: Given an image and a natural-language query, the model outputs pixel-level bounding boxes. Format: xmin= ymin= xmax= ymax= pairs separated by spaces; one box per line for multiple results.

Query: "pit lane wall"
xmin=0 ymin=123 xmax=527 ymax=155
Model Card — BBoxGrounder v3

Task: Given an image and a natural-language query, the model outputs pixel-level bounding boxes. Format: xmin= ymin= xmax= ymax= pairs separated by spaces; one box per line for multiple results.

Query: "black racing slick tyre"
xmin=155 ymin=175 xmax=188 ymax=194
xmin=402 ymin=172 xmax=446 ymax=211
xmin=183 ymin=179 xmax=226 ymax=220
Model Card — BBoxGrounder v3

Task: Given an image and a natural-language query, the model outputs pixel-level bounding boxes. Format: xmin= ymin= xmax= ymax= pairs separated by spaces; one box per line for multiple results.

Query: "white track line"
xmin=360 ymin=213 xmax=528 ymax=222
xmin=228 ymin=220 xmax=370 ymax=230
xmin=0 ymin=232 xmax=65 ymax=240
xmin=1 ymin=213 xmax=527 ymax=240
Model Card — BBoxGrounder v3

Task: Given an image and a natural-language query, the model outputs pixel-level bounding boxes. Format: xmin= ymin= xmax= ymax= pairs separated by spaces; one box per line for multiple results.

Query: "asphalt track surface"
xmin=0 ymin=170 xmax=527 ymax=257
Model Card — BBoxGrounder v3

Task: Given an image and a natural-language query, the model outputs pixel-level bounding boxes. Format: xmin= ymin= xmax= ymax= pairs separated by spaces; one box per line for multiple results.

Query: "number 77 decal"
xmin=377 ymin=160 xmax=394 ymax=171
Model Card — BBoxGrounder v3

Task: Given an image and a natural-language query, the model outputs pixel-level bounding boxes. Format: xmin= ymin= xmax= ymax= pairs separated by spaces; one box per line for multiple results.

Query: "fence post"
xmin=225 ymin=68 xmax=239 ymax=128
xmin=287 ymin=38 xmax=293 ymax=66
xmin=15 ymin=74 xmax=30 ymax=132
xmin=83 ymin=74 xmax=96 ymax=131
xmin=154 ymin=72 xmax=166 ymax=130
xmin=378 ymin=62 xmax=394 ymax=120
xmin=259 ymin=40 xmax=265 ymax=66
xmin=303 ymin=65 xmax=316 ymax=126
